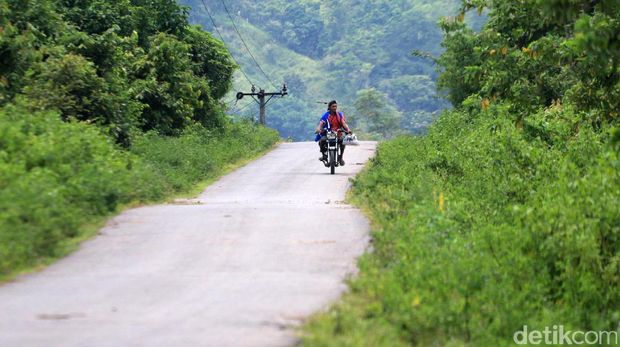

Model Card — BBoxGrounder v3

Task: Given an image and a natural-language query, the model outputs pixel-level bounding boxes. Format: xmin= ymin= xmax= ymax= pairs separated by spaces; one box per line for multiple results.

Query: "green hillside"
xmin=181 ymin=0 xmax=485 ymax=140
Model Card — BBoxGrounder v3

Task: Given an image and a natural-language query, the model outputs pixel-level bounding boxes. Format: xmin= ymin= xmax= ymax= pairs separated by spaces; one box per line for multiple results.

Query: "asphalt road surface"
xmin=0 ymin=141 xmax=377 ymax=347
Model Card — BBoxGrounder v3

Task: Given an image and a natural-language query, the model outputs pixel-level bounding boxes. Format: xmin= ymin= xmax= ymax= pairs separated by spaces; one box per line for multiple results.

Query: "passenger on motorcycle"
xmin=315 ymin=100 xmax=352 ymax=166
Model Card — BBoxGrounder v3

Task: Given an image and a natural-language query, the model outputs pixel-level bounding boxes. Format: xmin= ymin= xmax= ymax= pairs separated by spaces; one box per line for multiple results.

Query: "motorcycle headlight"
xmin=327 ymin=132 xmax=336 ymax=140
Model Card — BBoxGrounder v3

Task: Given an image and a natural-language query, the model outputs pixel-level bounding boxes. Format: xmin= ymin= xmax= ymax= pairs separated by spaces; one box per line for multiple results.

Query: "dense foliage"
xmin=1 ymin=0 xmax=235 ymax=144
xmin=182 ymin=0 xmax=484 ymax=140
xmin=303 ymin=0 xmax=620 ymax=345
xmin=0 ymin=102 xmax=150 ymax=275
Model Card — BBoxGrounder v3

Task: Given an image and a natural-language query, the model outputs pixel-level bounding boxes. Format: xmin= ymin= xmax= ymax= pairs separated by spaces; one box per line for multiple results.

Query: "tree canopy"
xmin=438 ymin=0 xmax=620 ymax=122
xmin=1 ymin=0 xmax=236 ymax=144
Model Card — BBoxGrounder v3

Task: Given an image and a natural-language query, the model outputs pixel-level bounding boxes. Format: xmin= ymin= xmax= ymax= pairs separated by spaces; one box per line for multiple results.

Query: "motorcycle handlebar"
xmin=316 ymin=129 xmax=352 ymax=135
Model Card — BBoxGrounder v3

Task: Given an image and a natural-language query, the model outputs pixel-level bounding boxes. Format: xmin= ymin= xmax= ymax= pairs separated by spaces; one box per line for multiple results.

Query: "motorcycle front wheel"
xmin=329 ymin=149 xmax=336 ymax=174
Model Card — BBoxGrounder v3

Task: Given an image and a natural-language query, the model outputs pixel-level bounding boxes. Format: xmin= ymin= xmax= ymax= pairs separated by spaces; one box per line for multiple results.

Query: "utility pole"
xmin=236 ymin=84 xmax=288 ymax=125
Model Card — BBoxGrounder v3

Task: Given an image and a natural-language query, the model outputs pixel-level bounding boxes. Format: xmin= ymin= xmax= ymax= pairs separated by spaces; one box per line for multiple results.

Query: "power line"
xmin=223 ymin=97 xmax=238 ymax=111
xmin=219 ymin=0 xmax=278 ymax=90
xmin=224 ymin=96 xmax=254 ymax=114
xmin=235 ymin=101 xmax=255 ymax=113
xmin=198 ymin=0 xmax=255 ymax=87
xmin=226 ymin=99 xmax=258 ymax=123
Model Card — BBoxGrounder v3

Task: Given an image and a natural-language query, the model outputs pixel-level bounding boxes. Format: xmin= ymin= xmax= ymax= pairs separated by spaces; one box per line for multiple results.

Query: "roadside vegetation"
xmin=302 ymin=1 xmax=619 ymax=345
xmin=0 ymin=0 xmax=279 ymax=280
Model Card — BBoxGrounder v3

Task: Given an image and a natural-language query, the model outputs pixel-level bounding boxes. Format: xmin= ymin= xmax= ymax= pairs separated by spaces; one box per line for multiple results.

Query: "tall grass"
xmin=130 ymin=121 xmax=279 ymax=194
xmin=0 ymin=104 xmax=279 ymax=279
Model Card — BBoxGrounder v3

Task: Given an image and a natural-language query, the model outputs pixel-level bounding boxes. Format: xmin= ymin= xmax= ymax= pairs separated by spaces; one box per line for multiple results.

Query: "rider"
xmin=315 ymin=100 xmax=352 ymax=166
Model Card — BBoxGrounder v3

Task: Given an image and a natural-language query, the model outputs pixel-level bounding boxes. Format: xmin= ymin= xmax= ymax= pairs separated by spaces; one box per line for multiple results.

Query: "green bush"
xmin=130 ymin=120 xmax=279 ymax=193
xmin=0 ymin=103 xmax=278 ymax=278
xmin=302 ymin=104 xmax=619 ymax=346
xmin=0 ymin=103 xmax=152 ymax=274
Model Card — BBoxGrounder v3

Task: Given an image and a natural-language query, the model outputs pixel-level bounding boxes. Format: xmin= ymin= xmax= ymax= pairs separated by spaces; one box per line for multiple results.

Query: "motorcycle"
xmin=319 ymin=129 xmax=353 ymax=175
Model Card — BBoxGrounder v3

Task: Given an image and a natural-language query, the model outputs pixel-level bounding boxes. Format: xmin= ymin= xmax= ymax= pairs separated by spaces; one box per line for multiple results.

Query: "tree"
xmin=23 ymin=52 xmax=143 ymax=146
xmin=1 ymin=0 xmax=236 ymax=143
xmin=184 ymin=26 xmax=236 ymax=100
xmin=353 ymin=88 xmax=402 ymax=139
xmin=438 ymin=0 xmax=620 ymax=122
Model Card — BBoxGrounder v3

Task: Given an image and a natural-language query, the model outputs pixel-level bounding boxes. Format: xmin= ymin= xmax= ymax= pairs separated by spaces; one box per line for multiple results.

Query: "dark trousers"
xmin=318 ymin=137 xmax=345 ymax=157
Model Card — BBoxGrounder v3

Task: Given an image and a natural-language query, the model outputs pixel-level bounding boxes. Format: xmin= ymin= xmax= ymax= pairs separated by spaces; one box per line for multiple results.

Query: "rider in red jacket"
xmin=315 ymin=100 xmax=352 ymax=166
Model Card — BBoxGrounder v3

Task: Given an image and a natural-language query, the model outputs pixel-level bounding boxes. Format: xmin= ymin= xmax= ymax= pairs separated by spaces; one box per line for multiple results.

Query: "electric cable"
xmin=198 ymin=0 xmax=256 ymax=87
xmin=235 ymin=101 xmax=255 ymax=113
xmin=219 ymin=0 xmax=279 ymax=90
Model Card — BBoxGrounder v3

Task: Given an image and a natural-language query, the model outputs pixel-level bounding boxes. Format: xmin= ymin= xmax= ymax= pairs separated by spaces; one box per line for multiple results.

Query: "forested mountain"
xmin=181 ymin=0 xmax=484 ymax=140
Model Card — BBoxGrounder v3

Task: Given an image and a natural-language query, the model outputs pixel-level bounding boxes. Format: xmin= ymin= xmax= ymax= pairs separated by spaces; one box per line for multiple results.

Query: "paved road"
xmin=0 ymin=141 xmax=376 ymax=347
